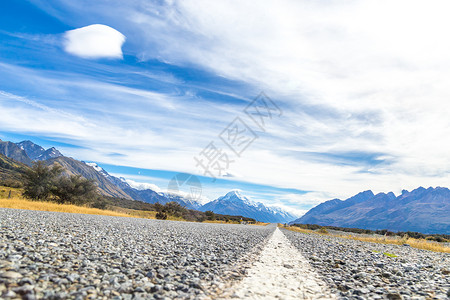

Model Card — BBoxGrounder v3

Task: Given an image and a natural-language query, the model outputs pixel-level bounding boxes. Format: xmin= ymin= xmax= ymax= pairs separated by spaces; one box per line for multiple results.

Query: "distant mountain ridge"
xmin=291 ymin=188 xmax=450 ymax=234
xmin=200 ymin=190 xmax=298 ymax=223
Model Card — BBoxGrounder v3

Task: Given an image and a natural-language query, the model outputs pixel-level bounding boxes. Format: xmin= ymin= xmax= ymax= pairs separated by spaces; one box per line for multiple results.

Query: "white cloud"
xmin=125 ymin=179 xmax=163 ymax=193
xmin=63 ymin=24 xmax=125 ymax=59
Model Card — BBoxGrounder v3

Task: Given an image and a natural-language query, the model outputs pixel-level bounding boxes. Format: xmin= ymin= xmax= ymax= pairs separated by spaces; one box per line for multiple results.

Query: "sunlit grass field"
xmin=0 ymin=197 xmax=140 ymax=218
xmin=284 ymin=225 xmax=450 ymax=253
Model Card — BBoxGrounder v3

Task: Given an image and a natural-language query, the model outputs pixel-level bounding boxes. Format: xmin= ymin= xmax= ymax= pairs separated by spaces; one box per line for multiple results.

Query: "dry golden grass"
xmin=0 ymin=186 xmax=23 ymax=199
xmin=202 ymin=220 xmax=240 ymax=224
xmin=109 ymin=206 xmax=158 ymax=219
xmin=202 ymin=220 xmax=270 ymax=225
xmin=335 ymin=234 xmax=450 ymax=253
xmin=284 ymin=226 xmax=450 ymax=253
xmin=0 ymin=185 xmax=151 ymax=219
xmin=252 ymin=222 xmax=270 ymax=226
xmin=0 ymin=197 xmax=137 ymax=218
xmin=284 ymin=225 xmax=322 ymax=235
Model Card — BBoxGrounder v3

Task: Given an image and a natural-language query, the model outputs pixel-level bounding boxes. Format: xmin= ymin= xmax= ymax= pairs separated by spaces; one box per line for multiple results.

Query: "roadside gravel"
xmin=0 ymin=208 xmax=273 ymax=299
xmin=282 ymin=228 xmax=450 ymax=300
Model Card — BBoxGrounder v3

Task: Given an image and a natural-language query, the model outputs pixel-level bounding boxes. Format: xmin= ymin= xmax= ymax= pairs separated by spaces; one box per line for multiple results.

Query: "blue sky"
xmin=1 ymin=0 xmax=450 ymax=215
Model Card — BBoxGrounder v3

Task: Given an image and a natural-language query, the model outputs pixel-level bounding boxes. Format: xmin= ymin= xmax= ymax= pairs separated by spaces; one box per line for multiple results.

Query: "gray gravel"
xmin=0 ymin=208 xmax=274 ymax=299
xmin=282 ymin=228 xmax=450 ymax=300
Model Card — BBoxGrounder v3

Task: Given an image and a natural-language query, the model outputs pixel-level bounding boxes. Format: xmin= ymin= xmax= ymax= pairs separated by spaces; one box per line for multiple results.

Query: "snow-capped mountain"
xmin=200 ymin=190 xmax=298 ymax=223
xmin=16 ymin=140 xmax=45 ymax=160
xmin=159 ymin=191 xmax=203 ymax=210
xmin=16 ymin=141 xmax=62 ymax=161
xmin=290 ymin=188 xmax=450 ymax=234
xmin=84 ymin=162 xmax=115 ymax=180
xmin=35 ymin=147 xmax=63 ymax=161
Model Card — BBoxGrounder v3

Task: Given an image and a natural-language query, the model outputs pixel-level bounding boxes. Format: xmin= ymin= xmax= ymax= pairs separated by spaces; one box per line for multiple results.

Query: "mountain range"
xmin=291 ymin=189 xmax=450 ymax=234
xmin=200 ymin=190 xmax=298 ymax=223
xmin=0 ymin=139 xmax=297 ymax=223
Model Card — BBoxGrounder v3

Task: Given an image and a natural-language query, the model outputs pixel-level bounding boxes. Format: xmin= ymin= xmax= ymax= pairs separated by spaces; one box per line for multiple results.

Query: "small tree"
xmin=22 ymin=162 xmax=62 ymax=200
xmin=154 ymin=203 xmax=164 ymax=212
xmin=156 ymin=211 xmax=168 ymax=220
xmin=52 ymin=175 xmax=98 ymax=205
xmin=205 ymin=210 xmax=215 ymax=221
xmin=318 ymin=227 xmax=329 ymax=234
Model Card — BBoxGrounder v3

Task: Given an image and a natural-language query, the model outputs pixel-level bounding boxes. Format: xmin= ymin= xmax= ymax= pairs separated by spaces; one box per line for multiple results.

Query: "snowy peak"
xmin=35 ymin=147 xmax=63 ymax=161
xmin=200 ymin=191 xmax=298 ymax=223
xmin=226 ymin=190 xmax=243 ymax=198
xmin=83 ymin=161 xmax=131 ymax=190
xmin=16 ymin=141 xmax=63 ymax=161
xmin=218 ymin=190 xmax=256 ymax=207
xmin=84 ymin=162 xmax=107 ymax=175
xmin=16 ymin=140 xmax=45 ymax=160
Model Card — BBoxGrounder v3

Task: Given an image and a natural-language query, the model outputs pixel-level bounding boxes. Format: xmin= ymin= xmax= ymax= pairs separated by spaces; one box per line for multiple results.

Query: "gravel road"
xmin=0 ymin=208 xmax=273 ymax=299
xmin=1 ymin=208 xmax=448 ymax=300
xmin=282 ymin=228 xmax=450 ymax=300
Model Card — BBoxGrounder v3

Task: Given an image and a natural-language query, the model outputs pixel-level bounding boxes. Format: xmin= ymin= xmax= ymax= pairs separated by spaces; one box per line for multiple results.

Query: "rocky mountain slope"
xmin=44 ymin=157 xmax=133 ymax=199
xmin=200 ymin=190 xmax=297 ymax=223
xmin=0 ymin=140 xmax=32 ymax=166
xmin=291 ymin=188 xmax=450 ymax=234
xmin=0 ymin=153 xmax=27 ymax=184
xmin=16 ymin=140 xmax=45 ymax=160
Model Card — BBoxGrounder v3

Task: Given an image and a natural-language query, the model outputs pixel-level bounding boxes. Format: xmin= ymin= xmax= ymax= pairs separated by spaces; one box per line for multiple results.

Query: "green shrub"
xmin=318 ymin=227 xmax=329 ymax=234
xmin=91 ymin=198 xmax=108 ymax=210
xmin=205 ymin=210 xmax=215 ymax=221
xmin=156 ymin=212 xmax=168 ymax=220
xmin=52 ymin=175 xmax=98 ymax=205
xmin=22 ymin=162 xmax=62 ymax=200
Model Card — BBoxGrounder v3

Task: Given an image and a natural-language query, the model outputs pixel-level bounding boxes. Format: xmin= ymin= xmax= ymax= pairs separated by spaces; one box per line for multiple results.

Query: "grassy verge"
xmin=109 ymin=206 xmax=189 ymax=221
xmin=0 ymin=186 xmax=23 ymax=198
xmin=0 ymin=185 xmax=156 ymax=220
xmin=284 ymin=225 xmax=450 ymax=253
xmin=0 ymin=197 xmax=141 ymax=219
xmin=252 ymin=222 xmax=270 ymax=226
xmin=202 ymin=220 xmax=240 ymax=224
xmin=202 ymin=220 xmax=269 ymax=225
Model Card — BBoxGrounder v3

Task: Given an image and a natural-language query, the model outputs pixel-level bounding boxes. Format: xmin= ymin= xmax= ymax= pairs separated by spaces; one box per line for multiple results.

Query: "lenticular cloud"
xmin=63 ymin=24 xmax=126 ymax=59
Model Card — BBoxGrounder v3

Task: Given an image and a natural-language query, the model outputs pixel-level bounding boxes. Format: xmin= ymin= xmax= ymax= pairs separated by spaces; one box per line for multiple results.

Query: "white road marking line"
xmin=228 ymin=227 xmax=336 ymax=299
